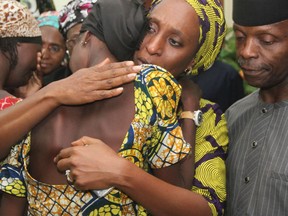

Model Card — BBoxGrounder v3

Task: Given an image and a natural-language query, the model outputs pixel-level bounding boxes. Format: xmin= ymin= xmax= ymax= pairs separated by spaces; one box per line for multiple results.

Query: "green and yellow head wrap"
xmin=151 ymin=0 xmax=227 ymax=75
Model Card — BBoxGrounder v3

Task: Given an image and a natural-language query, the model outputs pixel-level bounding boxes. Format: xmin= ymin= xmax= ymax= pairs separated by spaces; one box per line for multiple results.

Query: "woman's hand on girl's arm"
xmin=0 ymin=61 xmax=141 ymax=160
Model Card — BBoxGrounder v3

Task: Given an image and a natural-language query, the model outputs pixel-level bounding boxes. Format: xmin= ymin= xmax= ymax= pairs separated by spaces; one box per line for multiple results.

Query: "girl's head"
xmin=69 ymin=0 xmax=147 ymax=72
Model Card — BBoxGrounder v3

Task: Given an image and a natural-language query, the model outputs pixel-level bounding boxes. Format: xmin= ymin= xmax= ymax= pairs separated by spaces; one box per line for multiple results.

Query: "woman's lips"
xmin=40 ymin=63 xmax=50 ymax=68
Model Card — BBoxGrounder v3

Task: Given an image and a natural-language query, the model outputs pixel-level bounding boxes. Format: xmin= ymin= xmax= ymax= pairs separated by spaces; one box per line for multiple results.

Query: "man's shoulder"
xmin=225 ymin=90 xmax=259 ymax=126
xmin=227 ymin=90 xmax=258 ymax=112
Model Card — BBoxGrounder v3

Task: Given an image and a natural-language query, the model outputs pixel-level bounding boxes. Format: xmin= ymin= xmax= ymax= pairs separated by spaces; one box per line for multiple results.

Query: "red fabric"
xmin=0 ymin=96 xmax=21 ymax=110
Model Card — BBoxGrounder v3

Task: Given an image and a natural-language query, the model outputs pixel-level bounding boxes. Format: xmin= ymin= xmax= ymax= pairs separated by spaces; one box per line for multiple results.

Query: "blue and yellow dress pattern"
xmin=0 ymin=97 xmax=26 ymax=197
xmin=0 ymin=64 xmax=191 ymax=215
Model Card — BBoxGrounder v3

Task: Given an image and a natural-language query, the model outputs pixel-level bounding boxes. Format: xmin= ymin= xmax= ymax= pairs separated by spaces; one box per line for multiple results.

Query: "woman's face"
xmin=40 ymin=26 xmax=66 ymax=75
xmin=5 ymin=43 xmax=41 ymax=89
xmin=134 ymin=0 xmax=200 ymax=78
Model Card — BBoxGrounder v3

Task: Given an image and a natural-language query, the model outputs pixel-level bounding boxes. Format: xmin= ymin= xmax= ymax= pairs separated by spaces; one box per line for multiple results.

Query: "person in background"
xmin=37 ymin=11 xmax=67 ymax=86
xmin=36 ymin=0 xmax=56 ymax=13
xmin=55 ymin=0 xmax=228 ymax=215
xmin=225 ymin=0 xmax=288 ymax=215
xmin=191 ymin=59 xmax=245 ymax=112
xmin=18 ymin=0 xmax=56 ymax=17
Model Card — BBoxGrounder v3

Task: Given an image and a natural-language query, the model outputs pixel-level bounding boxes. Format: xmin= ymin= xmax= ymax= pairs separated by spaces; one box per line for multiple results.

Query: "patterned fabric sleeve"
xmin=136 ymin=64 xmax=191 ymax=169
xmin=0 ymin=96 xmax=22 ymax=110
xmin=0 ymin=96 xmax=27 ymax=197
xmin=192 ymin=99 xmax=228 ymax=216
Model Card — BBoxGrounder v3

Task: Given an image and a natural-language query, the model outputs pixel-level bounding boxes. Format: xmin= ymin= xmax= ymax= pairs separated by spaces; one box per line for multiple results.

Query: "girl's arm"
xmin=0 ymin=61 xmax=140 ymax=159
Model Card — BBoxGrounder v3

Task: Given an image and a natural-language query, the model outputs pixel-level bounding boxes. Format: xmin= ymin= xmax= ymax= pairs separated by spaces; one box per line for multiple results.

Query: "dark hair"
xmin=0 ymin=38 xmax=18 ymax=70
xmin=81 ymin=0 xmax=148 ymax=61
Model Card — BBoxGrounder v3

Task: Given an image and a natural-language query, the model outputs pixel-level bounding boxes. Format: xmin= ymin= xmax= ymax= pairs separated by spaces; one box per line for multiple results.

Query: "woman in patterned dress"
xmin=55 ymin=0 xmax=228 ymax=215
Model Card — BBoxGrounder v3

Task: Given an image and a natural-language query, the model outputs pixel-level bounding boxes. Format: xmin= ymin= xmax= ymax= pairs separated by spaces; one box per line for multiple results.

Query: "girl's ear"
xmin=80 ymin=31 xmax=92 ymax=46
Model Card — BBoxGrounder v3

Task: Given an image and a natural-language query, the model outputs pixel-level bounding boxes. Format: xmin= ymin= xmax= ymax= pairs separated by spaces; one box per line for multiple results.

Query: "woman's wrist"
xmin=37 ymin=82 xmax=63 ymax=107
xmin=181 ymin=95 xmax=200 ymax=111
xmin=182 ymin=101 xmax=200 ymax=112
xmin=111 ymin=157 xmax=138 ymax=189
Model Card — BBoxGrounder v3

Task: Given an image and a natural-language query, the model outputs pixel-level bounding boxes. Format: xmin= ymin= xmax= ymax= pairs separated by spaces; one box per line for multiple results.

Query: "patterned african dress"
xmin=0 ymin=97 xmax=27 ymax=196
xmin=192 ymin=99 xmax=228 ymax=216
xmin=0 ymin=64 xmax=191 ymax=215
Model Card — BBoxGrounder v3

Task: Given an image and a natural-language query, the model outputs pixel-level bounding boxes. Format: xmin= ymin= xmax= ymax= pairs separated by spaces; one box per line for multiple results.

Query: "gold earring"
xmin=81 ymin=41 xmax=87 ymax=46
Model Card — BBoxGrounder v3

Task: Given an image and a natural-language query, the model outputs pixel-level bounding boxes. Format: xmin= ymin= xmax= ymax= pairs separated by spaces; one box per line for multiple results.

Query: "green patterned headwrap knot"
xmin=151 ymin=0 xmax=227 ymax=75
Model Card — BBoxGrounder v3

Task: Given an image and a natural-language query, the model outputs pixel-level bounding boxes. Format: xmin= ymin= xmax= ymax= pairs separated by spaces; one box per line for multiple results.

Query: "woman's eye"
xmin=169 ymin=38 xmax=181 ymax=47
xmin=49 ymin=45 xmax=61 ymax=53
xmin=147 ymin=22 xmax=156 ymax=33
